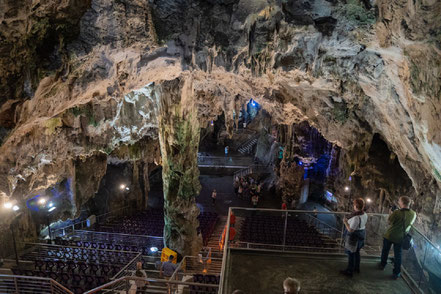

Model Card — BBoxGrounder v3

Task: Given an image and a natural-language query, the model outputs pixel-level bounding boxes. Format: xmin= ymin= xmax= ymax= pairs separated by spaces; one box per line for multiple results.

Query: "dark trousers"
xmin=346 ymin=240 xmax=364 ymax=273
xmin=380 ymin=238 xmax=402 ymax=275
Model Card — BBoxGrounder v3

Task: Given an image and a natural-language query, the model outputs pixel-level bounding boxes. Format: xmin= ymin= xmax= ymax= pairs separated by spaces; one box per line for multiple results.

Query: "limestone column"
xmin=157 ymin=77 xmax=202 ymax=256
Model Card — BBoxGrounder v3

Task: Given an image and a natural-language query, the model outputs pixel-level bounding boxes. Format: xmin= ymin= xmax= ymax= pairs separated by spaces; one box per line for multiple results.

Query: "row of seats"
xmin=191 ymin=274 xmax=220 ymax=294
xmin=240 ymin=215 xmax=327 ymax=248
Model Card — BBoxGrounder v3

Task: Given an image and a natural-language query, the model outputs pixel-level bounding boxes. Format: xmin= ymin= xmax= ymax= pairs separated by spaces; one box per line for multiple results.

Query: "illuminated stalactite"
xmin=157 ymin=77 xmax=202 ymax=256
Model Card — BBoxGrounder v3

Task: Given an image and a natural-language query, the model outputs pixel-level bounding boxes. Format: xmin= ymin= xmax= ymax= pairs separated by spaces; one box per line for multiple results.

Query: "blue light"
xmin=349 ymin=176 xmax=352 ymax=181
xmin=299 ymin=161 xmax=303 ymax=166
xmin=150 ymin=247 xmax=158 ymax=253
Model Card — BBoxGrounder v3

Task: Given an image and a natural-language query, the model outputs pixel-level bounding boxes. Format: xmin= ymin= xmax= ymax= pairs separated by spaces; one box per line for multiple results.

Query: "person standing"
xmin=224 ymin=146 xmax=229 ymax=156
xmin=134 ymin=261 xmax=149 ymax=293
xmin=211 ymin=189 xmax=217 ymax=205
xmin=251 ymin=194 xmax=259 ymax=208
xmin=160 ymin=255 xmax=178 ymax=279
xmin=281 ymin=201 xmax=287 ymax=210
xmin=340 ymin=198 xmax=368 ymax=277
xmin=238 ymin=184 xmax=243 ymax=200
xmin=378 ymin=196 xmax=416 ymax=279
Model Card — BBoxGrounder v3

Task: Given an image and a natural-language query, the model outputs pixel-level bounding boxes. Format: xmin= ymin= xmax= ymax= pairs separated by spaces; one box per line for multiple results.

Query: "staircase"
xmin=237 ymin=136 xmax=258 ymax=155
xmin=206 ymin=216 xmax=227 ymax=258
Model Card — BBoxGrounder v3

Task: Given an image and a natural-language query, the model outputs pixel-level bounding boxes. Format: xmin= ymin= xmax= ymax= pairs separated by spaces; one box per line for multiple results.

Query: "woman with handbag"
xmin=340 ymin=198 xmax=368 ymax=277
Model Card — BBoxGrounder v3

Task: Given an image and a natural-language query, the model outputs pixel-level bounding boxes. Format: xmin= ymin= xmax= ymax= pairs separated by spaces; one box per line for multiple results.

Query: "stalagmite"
xmin=157 ymin=77 xmax=202 ymax=256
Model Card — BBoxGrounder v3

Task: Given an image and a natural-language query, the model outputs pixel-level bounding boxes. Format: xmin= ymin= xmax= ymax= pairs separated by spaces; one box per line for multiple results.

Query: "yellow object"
xmin=161 ymin=247 xmax=177 ymax=264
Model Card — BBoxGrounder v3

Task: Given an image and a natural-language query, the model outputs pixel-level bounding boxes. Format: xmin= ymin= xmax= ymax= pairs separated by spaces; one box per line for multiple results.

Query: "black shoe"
xmin=392 ymin=274 xmax=401 ymax=280
xmin=378 ymin=263 xmax=386 ymax=270
xmin=354 ymin=269 xmax=360 ymax=274
xmin=339 ymin=270 xmax=353 ymax=277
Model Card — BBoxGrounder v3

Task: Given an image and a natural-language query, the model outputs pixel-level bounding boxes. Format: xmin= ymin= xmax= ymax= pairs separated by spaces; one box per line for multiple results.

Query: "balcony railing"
xmin=0 ymin=274 xmax=73 ymax=294
xmin=219 ymin=207 xmax=441 ymax=294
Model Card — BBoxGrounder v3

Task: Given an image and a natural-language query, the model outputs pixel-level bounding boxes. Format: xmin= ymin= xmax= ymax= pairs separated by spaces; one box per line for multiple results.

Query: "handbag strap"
xmin=401 ymin=210 xmax=408 ymax=236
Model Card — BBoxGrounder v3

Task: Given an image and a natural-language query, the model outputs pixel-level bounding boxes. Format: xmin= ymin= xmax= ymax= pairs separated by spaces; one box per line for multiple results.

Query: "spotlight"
xmin=12 ymin=205 xmax=20 ymax=211
xmin=4 ymin=202 xmax=13 ymax=209
xmin=366 ymin=198 xmax=372 ymax=203
xmin=125 ymin=187 xmax=130 ymax=191
xmin=150 ymin=247 xmax=158 ymax=253
xmin=299 ymin=161 xmax=303 ymax=166
xmin=344 ymin=186 xmax=350 ymax=192
xmin=38 ymin=198 xmax=47 ymax=205
xmin=48 ymin=207 xmax=56 ymax=212
xmin=120 ymin=184 xmax=126 ymax=190
xmin=349 ymin=176 xmax=352 ymax=181
xmin=48 ymin=202 xmax=54 ymax=208
xmin=210 ymin=120 xmax=214 ymax=126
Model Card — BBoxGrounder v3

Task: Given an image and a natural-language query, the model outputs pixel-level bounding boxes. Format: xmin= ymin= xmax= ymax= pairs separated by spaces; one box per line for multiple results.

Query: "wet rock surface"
xmin=0 ymin=0 xmax=441 ymax=251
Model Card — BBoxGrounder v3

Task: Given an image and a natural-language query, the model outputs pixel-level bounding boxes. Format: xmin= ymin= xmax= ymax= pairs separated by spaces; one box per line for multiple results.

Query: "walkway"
xmin=225 ymin=250 xmax=415 ymax=294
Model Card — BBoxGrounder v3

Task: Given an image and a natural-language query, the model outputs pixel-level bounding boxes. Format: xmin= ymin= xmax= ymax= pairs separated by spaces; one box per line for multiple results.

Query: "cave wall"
xmin=0 ymin=0 xmax=440 ymax=244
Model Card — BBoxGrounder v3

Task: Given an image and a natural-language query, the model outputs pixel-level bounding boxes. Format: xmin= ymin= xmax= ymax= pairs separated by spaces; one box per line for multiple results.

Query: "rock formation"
xmin=1 ymin=0 xmax=441 ymax=253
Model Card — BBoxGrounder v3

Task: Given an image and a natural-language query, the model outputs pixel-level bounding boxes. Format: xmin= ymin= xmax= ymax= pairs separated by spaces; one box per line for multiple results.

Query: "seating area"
xmin=191 ymin=274 xmax=220 ymax=294
xmin=12 ymin=244 xmax=139 ymax=294
xmin=90 ymin=209 xmax=218 ymax=247
xmin=239 ymin=215 xmax=327 ymax=248
xmin=56 ymin=233 xmax=165 ymax=255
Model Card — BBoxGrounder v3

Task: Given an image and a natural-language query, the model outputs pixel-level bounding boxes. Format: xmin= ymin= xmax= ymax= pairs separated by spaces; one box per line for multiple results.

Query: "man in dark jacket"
xmin=379 ymin=196 xmax=416 ymax=279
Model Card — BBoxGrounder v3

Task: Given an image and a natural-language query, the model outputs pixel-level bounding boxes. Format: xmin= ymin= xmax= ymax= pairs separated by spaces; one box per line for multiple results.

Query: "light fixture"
xmin=366 ymin=198 xmax=372 ymax=203
xmin=344 ymin=186 xmax=350 ymax=192
xmin=4 ymin=202 xmax=13 ymax=209
xmin=120 ymin=184 xmax=126 ymax=190
xmin=48 ymin=207 xmax=56 ymax=212
xmin=150 ymin=247 xmax=158 ymax=253
xmin=125 ymin=187 xmax=130 ymax=191
xmin=12 ymin=205 xmax=20 ymax=211
xmin=210 ymin=120 xmax=214 ymax=126
xmin=48 ymin=202 xmax=54 ymax=208
xmin=38 ymin=198 xmax=47 ymax=205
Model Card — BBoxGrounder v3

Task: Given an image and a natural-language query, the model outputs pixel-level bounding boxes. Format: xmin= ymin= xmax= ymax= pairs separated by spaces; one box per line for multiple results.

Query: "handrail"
xmin=83 ymin=276 xmax=219 ymax=294
xmin=0 ymin=274 xmax=74 ymax=294
xmin=303 ymin=213 xmax=342 ymax=235
xmin=229 ymin=207 xmax=388 ymax=217
xmin=22 ymin=242 xmax=140 ymax=254
xmin=218 ymin=207 xmax=232 ymax=294
xmin=111 ymin=252 xmax=142 ymax=280
xmin=74 ymin=230 xmax=164 ymax=240
xmin=410 ymin=226 xmax=441 ymax=255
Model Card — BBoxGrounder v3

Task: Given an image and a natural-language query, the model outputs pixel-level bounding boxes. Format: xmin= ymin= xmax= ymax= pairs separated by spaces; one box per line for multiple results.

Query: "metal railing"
xmin=0 ymin=274 xmax=73 ymax=294
xmin=67 ymin=230 xmax=164 ymax=252
xmin=233 ymin=164 xmax=269 ymax=179
xmin=219 ymin=207 xmax=441 ymax=294
xmin=51 ymin=206 xmax=131 ymax=237
xmin=197 ymin=155 xmax=253 ymax=167
xmin=83 ymin=276 xmax=219 ymax=294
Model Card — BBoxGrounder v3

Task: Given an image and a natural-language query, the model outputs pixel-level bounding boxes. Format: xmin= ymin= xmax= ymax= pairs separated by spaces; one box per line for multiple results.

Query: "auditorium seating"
xmin=239 ymin=215 xmax=327 ymax=248
xmin=89 ymin=210 xmax=218 ymax=247
xmin=191 ymin=274 xmax=220 ymax=293
xmin=12 ymin=245 xmax=138 ymax=294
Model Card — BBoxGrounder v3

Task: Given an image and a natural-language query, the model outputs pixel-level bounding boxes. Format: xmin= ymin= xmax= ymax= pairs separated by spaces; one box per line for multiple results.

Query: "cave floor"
xmin=225 ymin=249 xmax=414 ymax=294
xmin=198 ymin=175 xmax=280 ymax=216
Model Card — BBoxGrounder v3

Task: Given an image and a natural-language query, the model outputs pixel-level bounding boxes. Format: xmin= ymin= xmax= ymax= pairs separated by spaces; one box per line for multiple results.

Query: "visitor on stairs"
xmin=340 ymin=198 xmax=368 ymax=278
xmin=378 ymin=196 xmax=416 ymax=280
xmin=238 ymin=185 xmax=243 ymax=200
xmin=224 ymin=146 xmax=229 ymax=156
xmin=130 ymin=261 xmax=148 ymax=294
xmin=160 ymin=255 xmax=178 ymax=279
xmin=234 ymin=177 xmax=239 ymax=196
xmin=230 ymin=212 xmax=236 ymax=228
xmin=211 ymin=189 xmax=217 ymax=205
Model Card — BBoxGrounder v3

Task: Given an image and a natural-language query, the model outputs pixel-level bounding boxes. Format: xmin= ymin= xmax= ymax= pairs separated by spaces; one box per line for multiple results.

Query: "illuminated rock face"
xmin=0 ymin=0 xmax=441 ymax=250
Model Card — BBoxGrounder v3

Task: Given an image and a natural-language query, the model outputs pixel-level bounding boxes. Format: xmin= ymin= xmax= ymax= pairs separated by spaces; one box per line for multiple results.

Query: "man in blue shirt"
xmin=160 ymin=255 xmax=178 ymax=279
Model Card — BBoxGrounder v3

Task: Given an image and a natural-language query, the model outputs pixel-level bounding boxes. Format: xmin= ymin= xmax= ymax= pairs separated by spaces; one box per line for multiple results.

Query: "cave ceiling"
xmin=0 ymin=0 xmax=440 ymax=217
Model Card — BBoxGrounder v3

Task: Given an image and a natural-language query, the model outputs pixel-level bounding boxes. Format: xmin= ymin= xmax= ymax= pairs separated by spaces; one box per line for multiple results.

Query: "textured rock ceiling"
xmin=0 ymin=0 xmax=440 ymax=226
